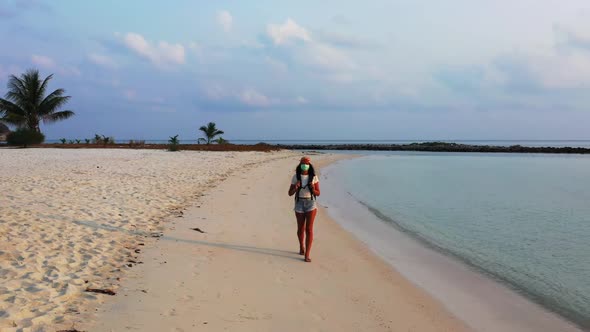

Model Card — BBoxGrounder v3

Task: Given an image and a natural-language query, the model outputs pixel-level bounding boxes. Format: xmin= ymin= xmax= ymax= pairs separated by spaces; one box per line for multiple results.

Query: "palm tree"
xmin=0 ymin=69 xmax=74 ymax=132
xmin=198 ymin=122 xmax=224 ymax=145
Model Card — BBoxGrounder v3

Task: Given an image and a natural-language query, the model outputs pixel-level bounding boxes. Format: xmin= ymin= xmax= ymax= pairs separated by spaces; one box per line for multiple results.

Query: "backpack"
xmin=295 ymin=166 xmax=317 ymax=202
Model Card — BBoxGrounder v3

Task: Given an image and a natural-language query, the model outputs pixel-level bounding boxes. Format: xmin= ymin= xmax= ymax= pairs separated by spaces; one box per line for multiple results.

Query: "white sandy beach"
xmin=0 ymin=148 xmax=298 ymax=331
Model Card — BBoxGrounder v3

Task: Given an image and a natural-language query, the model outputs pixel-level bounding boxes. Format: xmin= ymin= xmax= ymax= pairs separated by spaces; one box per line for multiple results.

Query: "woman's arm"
xmin=311 ymin=181 xmax=320 ymax=196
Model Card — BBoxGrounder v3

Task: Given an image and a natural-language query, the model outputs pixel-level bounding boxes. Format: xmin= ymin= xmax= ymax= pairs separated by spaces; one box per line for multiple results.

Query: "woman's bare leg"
xmin=304 ymin=209 xmax=317 ymax=262
xmin=295 ymin=212 xmax=306 ymax=255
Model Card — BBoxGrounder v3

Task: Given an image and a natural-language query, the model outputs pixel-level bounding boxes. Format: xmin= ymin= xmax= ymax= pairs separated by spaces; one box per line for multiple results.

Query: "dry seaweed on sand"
xmin=85 ymin=288 xmax=116 ymax=295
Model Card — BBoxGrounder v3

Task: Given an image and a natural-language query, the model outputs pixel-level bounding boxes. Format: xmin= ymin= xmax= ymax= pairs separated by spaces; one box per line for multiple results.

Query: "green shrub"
xmin=7 ymin=128 xmax=45 ymax=147
xmin=129 ymin=140 xmax=146 ymax=148
xmin=75 ymin=139 xmax=81 ymax=144
xmin=215 ymin=136 xmax=230 ymax=144
xmin=60 ymin=138 xmax=66 ymax=144
xmin=101 ymin=135 xmax=115 ymax=145
xmin=85 ymin=138 xmax=90 ymax=144
xmin=168 ymin=135 xmax=180 ymax=151
xmin=93 ymin=134 xmax=115 ymax=146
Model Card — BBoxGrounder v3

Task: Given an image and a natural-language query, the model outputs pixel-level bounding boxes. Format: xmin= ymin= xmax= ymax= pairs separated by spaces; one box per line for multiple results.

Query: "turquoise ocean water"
xmin=323 ymin=152 xmax=590 ymax=330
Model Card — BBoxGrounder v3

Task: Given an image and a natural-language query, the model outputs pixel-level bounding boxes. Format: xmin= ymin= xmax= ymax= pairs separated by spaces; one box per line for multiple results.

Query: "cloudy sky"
xmin=1 ymin=0 xmax=589 ymax=140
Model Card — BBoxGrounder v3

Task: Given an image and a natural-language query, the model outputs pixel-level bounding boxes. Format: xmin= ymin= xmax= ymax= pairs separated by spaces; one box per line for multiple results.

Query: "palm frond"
xmin=5 ymin=91 xmax=30 ymax=110
xmin=1 ymin=112 xmax=26 ymax=127
xmin=43 ymin=110 xmax=75 ymax=124
xmin=6 ymin=74 xmax=26 ymax=98
xmin=5 ymin=75 xmax=30 ymax=109
xmin=37 ymin=72 xmax=53 ymax=104
xmin=39 ymin=90 xmax=70 ymax=116
xmin=42 ymin=88 xmax=66 ymax=100
xmin=0 ymin=98 xmax=25 ymax=117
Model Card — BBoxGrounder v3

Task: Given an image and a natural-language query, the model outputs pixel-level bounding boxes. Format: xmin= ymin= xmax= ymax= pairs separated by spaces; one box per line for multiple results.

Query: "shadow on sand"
xmin=64 ymin=218 xmax=302 ymax=262
xmin=159 ymin=235 xmax=303 ymax=261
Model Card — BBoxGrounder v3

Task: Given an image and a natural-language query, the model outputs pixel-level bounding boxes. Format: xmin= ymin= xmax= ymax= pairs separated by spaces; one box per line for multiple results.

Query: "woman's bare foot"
xmin=299 ymin=249 xmax=305 ymax=255
xmin=304 ymin=257 xmax=311 ymax=262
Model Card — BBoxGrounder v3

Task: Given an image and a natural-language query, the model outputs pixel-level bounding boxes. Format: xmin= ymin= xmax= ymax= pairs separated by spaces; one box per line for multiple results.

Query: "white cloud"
xmin=30 ymin=54 xmax=81 ymax=76
xmin=201 ymin=84 xmax=277 ymax=108
xmin=491 ymin=24 xmax=590 ymax=89
xmin=157 ymin=41 xmax=185 ymax=64
xmin=543 ymin=24 xmax=590 ymax=87
xmin=122 ymin=32 xmax=185 ymax=66
xmin=217 ymin=10 xmax=233 ymax=32
xmin=267 ymin=19 xmax=357 ymax=77
xmin=31 ymin=54 xmax=55 ymax=68
xmin=123 ymin=33 xmax=151 ymax=56
xmin=301 ymin=42 xmax=356 ymax=71
xmin=238 ymin=89 xmax=272 ymax=107
xmin=531 ymin=52 xmax=590 ymax=88
xmin=555 ymin=23 xmax=590 ymax=50
xmin=267 ymin=18 xmax=311 ymax=45
xmin=88 ymin=53 xmax=116 ymax=68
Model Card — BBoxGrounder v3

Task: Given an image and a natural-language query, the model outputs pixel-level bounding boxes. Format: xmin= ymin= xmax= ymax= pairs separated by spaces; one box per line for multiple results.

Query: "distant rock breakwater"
xmin=273 ymin=142 xmax=590 ymax=154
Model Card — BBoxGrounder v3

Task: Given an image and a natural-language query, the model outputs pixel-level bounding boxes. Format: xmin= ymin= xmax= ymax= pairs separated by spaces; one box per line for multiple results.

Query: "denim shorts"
xmin=294 ymin=198 xmax=317 ymax=213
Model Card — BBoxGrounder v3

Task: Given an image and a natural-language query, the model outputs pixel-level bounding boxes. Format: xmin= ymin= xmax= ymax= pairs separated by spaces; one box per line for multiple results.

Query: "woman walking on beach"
xmin=288 ymin=156 xmax=320 ymax=262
